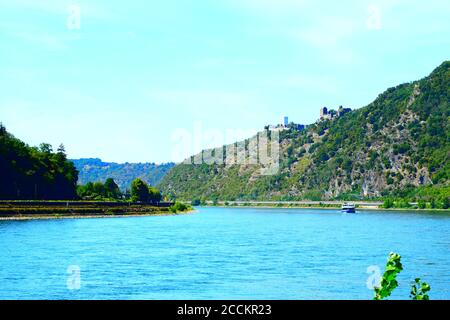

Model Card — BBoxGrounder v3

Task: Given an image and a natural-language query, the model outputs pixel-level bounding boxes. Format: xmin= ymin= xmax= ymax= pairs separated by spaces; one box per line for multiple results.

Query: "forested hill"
xmin=72 ymin=158 xmax=175 ymax=191
xmin=158 ymin=61 xmax=450 ymax=201
xmin=0 ymin=125 xmax=78 ymax=200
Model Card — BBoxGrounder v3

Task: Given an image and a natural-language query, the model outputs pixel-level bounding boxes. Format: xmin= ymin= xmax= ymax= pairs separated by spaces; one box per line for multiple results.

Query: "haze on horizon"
xmin=0 ymin=0 xmax=449 ymax=163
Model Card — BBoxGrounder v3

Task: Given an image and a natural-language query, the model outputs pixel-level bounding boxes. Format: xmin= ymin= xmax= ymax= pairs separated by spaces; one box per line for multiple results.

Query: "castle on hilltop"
xmin=264 ymin=107 xmax=352 ymax=132
xmin=320 ymin=106 xmax=351 ymax=121
xmin=265 ymin=116 xmax=305 ymax=132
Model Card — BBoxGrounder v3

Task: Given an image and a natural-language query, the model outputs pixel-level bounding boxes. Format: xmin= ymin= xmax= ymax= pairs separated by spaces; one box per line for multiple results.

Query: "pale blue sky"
xmin=0 ymin=0 xmax=449 ymax=163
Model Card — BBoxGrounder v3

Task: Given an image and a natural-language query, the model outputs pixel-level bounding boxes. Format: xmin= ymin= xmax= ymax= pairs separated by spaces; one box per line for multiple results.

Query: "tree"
xmin=123 ymin=188 xmax=131 ymax=200
xmin=104 ymin=178 xmax=121 ymax=199
xmin=39 ymin=143 xmax=53 ymax=153
xmin=92 ymin=182 xmax=105 ymax=195
xmin=130 ymin=179 xmax=162 ymax=203
xmin=418 ymin=200 xmax=426 ymax=209
xmin=0 ymin=122 xmax=6 ymax=135
xmin=57 ymin=144 xmax=66 ymax=155
xmin=131 ymin=178 xmax=150 ymax=202
xmin=442 ymin=197 xmax=449 ymax=209
xmin=0 ymin=126 xmax=78 ymax=200
xmin=382 ymin=198 xmax=394 ymax=209
xmin=77 ymin=178 xmax=122 ymax=200
xmin=148 ymin=186 xmax=162 ymax=202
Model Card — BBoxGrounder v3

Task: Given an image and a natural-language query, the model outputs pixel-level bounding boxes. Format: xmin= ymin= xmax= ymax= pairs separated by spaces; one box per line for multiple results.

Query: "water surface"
xmin=0 ymin=207 xmax=449 ymax=299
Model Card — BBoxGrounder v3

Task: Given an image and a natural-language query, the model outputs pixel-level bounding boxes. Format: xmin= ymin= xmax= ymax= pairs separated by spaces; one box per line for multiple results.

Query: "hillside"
xmin=158 ymin=61 xmax=450 ymax=201
xmin=0 ymin=125 xmax=78 ymax=200
xmin=72 ymin=158 xmax=175 ymax=191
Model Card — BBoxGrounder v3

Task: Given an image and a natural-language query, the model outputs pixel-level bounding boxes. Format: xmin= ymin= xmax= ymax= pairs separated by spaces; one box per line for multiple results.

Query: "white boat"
xmin=341 ymin=203 xmax=356 ymax=213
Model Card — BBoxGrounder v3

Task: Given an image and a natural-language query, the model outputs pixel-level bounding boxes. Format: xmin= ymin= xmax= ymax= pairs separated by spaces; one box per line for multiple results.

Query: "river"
xmin=0 ymin=207 xmax=449 ymax=299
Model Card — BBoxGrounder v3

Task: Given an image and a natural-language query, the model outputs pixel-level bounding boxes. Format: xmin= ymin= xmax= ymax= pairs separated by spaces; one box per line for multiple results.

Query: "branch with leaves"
xmin=410 ymin=278 xmax=431 ymax=300
xmin=374 ymin=252 xmax=404 ymax=300
xmin=373 ymin=252 xmax=431 ymax=300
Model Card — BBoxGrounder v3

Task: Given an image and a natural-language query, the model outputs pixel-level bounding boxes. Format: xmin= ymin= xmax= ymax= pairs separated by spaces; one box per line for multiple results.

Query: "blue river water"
xmin=0 ymin=207 xmax=449 ymax=300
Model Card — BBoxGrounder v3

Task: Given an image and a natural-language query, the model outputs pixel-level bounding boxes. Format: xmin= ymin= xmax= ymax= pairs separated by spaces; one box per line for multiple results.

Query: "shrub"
xmin=169 ymin=202 xmax=190 ymax=213
xmin=410 ymin=278 xmax=431 ymax=300
xmin=374 ymin=252 xmax=431 ymax=300
xmin=382 ymin=199 xmax=394 ymax=209
xmin=418 ymin=200 xmax=426 ymax=209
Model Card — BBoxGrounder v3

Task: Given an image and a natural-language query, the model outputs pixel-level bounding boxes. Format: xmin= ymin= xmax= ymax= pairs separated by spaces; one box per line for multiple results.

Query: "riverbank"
xmin=0 ymin=201 xmax=193 ymax=220
xmin=0 ymin=211 xmax=195 ymax=221
xmin=195 ymin=200 xmax=449 ymax=212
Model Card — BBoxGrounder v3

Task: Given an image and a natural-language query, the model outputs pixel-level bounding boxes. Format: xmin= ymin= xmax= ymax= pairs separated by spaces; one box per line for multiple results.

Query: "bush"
xmin=442 ymin=197 xmax=450 ymax=209
xmin=418 ymin=200 xmax=426 ymax=209
xmin=395 ymin=200 xmax=411 ymax=208
xmin=169 ymin=202 xmax=190 ymax=213
xmin=382 ymin=199 xmax=394 ymax=209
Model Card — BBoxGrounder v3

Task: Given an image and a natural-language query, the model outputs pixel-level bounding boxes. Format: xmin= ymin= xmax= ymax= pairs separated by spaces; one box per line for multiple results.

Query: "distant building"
xmin=320 ymin=107 xmax=333 ymax=120
xmin=265 ymin=117 xmax=304 ymax=132
xmin=319 ymin=106 xmax=351 ymax=121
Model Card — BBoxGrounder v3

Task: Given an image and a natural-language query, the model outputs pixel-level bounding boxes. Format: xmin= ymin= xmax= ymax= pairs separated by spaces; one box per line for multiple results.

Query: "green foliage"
xmin=131 ymin=178 xmax=150 ymax=202
xmin=130 ymin=178 xmax=162 ymax=203
xmin=373 ymin=253 xmax=433 ymax=300
xmin=77 ymin=178 xmax=122 ymax=200
xmin=374 ymin=252 xmax=404 ymax=300
xmin=390 ymin=185 xmax=450 ymax=209
xmin=191 ymin=199 xmax=201 ymax=206
xmin=303 ymin=190 xmax=323 ymax=201
xmin=382 ymin=199 xmax=394 ymax=209
xmin=0 ymin=125 xmax=78 ymax=200
xmin=104 ymin=178 xmax=121 ymax=199
xmin=410 ymin=278 xmax=431 ymax=300
xmin=418 ymin=200 xmax=426 ymax=209
xmin=169 ymin=202 xmax=191 ymax=213
xmin=443 ymin=197 xmax=450 ymax=209
xmin=393 ymin=143 xmax=411 ymax=155
xmin=396 ymin=200 xmax=412 ymax=208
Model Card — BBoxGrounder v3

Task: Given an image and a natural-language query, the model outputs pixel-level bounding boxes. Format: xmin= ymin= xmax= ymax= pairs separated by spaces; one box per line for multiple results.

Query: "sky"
xmin=0 ymin=0 xmax=449 ymax=163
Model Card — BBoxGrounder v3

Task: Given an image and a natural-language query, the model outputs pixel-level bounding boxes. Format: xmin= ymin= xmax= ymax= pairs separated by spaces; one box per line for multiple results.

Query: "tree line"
xmin=0 ymin=124 xmax=78 ymax=200
xmin=76 ymin=177 xmax=162 ymax=203
xmin=0 ymin=124 xmax=163 ymax=202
